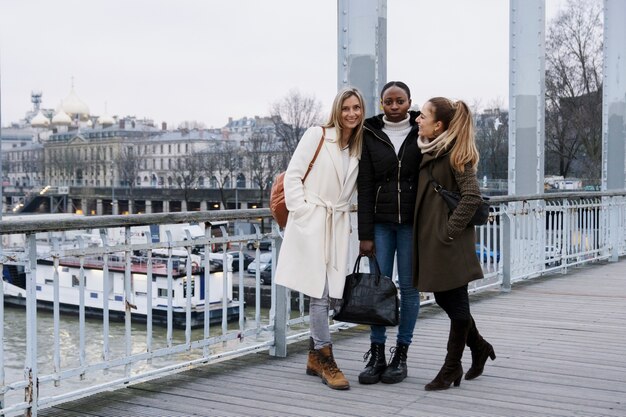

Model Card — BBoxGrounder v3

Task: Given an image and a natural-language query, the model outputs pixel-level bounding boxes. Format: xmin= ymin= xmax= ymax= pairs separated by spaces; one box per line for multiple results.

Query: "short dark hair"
xmin=380 ymin=81 xmax=411 ymax=99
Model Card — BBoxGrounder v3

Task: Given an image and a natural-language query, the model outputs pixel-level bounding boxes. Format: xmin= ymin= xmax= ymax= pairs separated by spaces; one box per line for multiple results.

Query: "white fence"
xmin=1 ymin=191 xmax=625 ymax=416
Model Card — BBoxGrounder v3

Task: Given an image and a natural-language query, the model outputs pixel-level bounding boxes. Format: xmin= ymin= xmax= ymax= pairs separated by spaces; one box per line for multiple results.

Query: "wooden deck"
xmin=40 ymin=260 xmax=626 ymax=417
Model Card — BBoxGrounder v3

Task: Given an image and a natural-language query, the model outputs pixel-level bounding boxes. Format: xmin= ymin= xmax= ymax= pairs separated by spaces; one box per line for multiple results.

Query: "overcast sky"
xmin=1 ymin=0 xmax=566 ymax=129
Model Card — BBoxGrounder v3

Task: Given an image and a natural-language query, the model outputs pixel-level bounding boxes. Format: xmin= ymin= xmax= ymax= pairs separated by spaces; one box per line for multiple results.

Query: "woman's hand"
xmin=359 ymin=240 xmax=375 ymax=257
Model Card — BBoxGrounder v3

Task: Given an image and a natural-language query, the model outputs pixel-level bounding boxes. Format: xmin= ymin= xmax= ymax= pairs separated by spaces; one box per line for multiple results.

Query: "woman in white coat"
xmin=275 ymin=87 xmax=365 ymax=390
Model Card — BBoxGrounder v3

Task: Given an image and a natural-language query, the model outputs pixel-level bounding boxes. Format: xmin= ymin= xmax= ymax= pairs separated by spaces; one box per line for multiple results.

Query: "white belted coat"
xmin=275 ymin=126 xmax=359 ymax=299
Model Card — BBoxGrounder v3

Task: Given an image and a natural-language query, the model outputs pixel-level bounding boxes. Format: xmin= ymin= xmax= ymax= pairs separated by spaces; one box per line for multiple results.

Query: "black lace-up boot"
xmin=358 ymin=343 xmax=386 ymax=384
xmin=381 ymin=343 xmax=409 ymax=384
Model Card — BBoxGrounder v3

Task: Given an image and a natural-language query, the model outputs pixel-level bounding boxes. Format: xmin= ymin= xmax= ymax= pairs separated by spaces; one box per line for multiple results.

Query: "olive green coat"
xmin=412 ymin=151 xmax=484 ymax=292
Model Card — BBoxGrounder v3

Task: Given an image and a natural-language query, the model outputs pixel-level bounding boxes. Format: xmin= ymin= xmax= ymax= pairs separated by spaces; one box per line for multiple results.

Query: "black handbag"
xmin=428 ymin=164 xmax=490 ymax=226
xmin=333 ymin=255 xmax=399 ymax=326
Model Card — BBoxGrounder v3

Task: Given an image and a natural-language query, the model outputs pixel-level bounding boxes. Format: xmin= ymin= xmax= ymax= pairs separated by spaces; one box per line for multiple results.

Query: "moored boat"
xmin=2 ymin=253 xmax=240 ymax=328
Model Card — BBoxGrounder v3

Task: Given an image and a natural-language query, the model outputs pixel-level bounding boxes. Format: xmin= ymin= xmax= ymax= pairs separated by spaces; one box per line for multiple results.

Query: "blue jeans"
xmin=370 ymin=223 xmax=420 ymax=346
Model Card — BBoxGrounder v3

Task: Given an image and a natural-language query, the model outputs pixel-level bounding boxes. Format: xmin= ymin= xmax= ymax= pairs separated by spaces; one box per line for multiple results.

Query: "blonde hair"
xmin=428 ymin=97 xmax=479 ymax=172
xmin=323 ymin=87 xmax=365 ymax=157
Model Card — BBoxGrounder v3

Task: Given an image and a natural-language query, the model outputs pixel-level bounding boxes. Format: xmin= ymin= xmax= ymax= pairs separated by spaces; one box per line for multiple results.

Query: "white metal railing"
xmin=1 ymin=192 xmax=625 ymax=416
xmin=473 ymin=192 xmax=626 ymax=293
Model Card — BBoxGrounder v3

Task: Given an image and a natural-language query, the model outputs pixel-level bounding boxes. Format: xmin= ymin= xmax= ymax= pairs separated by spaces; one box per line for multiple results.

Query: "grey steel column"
xmin=505 ymin=1 xmax=546 ymax=290
xmin=508 ymin=0 xmax=545 ymax=195
xmin=602 ymin=0 xmax=626 ymax=192
xmin=337 ymin=0 xmax=387 ymax=118
xmin=602 ymin=0 xmax=626 ymax=262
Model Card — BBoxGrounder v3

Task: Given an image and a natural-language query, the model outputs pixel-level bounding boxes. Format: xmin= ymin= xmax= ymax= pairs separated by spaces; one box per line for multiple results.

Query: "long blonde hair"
xmin=323 ymin=87 xmax=365 ymax=157
xmin=428 ymin=97 xmax=479 ymax=172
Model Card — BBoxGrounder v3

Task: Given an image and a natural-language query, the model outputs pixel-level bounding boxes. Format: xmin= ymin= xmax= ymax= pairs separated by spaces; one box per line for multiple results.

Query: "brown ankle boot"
xmin=317 ymin=345 xmax=350 ymax=390
xmin=306 ymin=337 xmax=322 ymax=377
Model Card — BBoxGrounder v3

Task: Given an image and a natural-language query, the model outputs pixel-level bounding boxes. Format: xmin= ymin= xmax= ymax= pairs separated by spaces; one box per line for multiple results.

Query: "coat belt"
xmin=306 ymin=193 xmax=350 ymax=273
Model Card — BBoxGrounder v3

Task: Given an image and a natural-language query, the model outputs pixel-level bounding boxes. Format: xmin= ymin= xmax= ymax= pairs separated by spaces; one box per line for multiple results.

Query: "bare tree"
xmin=116 ymin=144 xmax=142 ymax=189
xmin=270 ymin=89 xmax=323 ymax=155
xmin=174 ymin=148 xmax=206 ymax=206
xmin=545 ymin=0 xmax=603 ymax=179
xmin=178 ymin=120 xmax=207 ymax=130
xmin=46 ymin=147 xmax=82 ymax=186
xmin=475 ymin=106 xmax=508 ymax=180
xmin=23 ymin=150 xmax=45 ymax=186
xmin=245 ymin=132 xmax=284 ymax=207
xmin=209 ymin=141 xmax=243 ymax=208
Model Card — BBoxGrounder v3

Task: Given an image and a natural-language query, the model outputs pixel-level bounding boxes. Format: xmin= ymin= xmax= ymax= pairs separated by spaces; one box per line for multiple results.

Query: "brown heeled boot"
xmin=317 ymin=345 xmax=350 ymax=390
xmin=465 ymin=317 xmax=496 ymax=380
xmin=425 ymin=319 xmax=470 ymax=391
xmin=306 ymin=337 xmax=322 ymax=377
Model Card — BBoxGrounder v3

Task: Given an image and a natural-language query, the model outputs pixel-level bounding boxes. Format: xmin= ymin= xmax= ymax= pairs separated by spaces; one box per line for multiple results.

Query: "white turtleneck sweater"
xmin=382 ymin=114 xmax=412 ymax=155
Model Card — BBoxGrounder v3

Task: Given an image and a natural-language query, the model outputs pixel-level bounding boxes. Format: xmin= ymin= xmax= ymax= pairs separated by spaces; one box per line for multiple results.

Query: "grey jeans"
xmin=309 ymin=279 xmax=331 ymax=350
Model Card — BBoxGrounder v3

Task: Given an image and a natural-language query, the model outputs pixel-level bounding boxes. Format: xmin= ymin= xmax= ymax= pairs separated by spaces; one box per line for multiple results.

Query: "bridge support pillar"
xmin=602 ymin=0 xmax=626 ymax=262
xmin=508 ymin=0 xmax=545 ymax=196
xmin=337 ymin=0 xmax=387 ymax=118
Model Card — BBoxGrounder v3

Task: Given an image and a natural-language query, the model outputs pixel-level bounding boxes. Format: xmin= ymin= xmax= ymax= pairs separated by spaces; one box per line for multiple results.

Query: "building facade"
xmin=1 ymin=90 xmax=287 ymax=214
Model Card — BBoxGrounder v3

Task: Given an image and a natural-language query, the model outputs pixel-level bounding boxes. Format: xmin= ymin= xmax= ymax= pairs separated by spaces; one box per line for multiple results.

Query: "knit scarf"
xmin=417 ymin=130 xmax=452 ymax=155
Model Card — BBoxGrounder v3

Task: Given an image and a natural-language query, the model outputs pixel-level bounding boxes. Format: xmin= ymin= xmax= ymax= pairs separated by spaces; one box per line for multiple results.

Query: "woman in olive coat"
xmin=413 ymin=97 xmax=496 ymax=391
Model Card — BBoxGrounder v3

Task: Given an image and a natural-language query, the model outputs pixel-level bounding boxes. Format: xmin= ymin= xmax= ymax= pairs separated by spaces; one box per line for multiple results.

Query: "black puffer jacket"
xmin=358 ymin=111 xmax=422 ymax=241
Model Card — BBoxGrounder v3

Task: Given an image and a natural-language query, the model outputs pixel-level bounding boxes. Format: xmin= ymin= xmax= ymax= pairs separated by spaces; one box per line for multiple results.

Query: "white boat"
xmin=2 ymin=252 xmax=240 ymax=328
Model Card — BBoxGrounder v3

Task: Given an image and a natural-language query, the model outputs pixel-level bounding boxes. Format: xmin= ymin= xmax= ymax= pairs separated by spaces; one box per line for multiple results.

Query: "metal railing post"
xmin=610 ymin=197 xmax=620 ymax=262
xmin=25 ymin=234 xmax=38 ymax=416
xmin=501 ymin=203 xmax=512 ymax=292
xmin=271 ymin=223 xmax=287 ymax=357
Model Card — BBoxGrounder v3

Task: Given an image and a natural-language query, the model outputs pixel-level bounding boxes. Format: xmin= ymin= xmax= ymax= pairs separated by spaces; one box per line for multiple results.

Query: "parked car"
xmin=246 ymin=238 xmax=272 ymax=251
xmin=197 ymin=251 xmax=234 ymax=272
xmin=228 ymin=251 xmax=254 ymax=272
xmin=247 ymin=254 xmax=272 ymax=275
xmin=475 ymin=244 xmax=500 ymax=263
xmin=259 ymin=263 xmax=272 ymax=285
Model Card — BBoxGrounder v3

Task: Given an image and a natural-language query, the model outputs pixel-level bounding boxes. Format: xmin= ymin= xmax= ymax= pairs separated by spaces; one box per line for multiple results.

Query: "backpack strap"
xmin=302 ymin=127 xmax=325 ymax=183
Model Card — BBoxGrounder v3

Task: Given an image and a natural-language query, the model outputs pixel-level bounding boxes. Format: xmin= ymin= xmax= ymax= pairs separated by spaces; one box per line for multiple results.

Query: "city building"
xmin=1 ymin=88 xmax=286 ymax=215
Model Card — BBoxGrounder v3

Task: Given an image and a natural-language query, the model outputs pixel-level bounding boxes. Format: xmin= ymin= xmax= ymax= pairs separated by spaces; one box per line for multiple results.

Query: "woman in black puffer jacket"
xmin=356 ymin=81 xmax=422 ymax=385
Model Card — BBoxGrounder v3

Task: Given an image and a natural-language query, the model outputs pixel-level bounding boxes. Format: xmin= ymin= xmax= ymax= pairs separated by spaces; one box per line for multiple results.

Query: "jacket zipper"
xmin=397 ymin=160 xmax=402 ymax=223
xmin=367 ymin=127 xmax=406 ymax=222
xmin=374 ymin=186 xmax=381 ymax=214
xmin=396 ymin=139 xmax=408 ymax=223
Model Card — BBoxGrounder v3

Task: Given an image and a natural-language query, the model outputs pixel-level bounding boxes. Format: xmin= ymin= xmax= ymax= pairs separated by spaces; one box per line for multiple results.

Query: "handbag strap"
xmin=353 ymin=254 xmax=383 ymax=276
xmin=427 ymin=163 xmax=444 ymax=194
xmin=302 ymin=127 xmax=326 ymax=183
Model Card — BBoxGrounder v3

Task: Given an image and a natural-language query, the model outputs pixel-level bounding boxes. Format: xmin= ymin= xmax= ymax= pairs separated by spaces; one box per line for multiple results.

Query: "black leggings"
xmin=433 ymin=285 xmax=470 ymax=320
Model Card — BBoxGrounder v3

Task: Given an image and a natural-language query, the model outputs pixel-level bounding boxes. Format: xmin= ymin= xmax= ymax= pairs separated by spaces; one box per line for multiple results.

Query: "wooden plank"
xmin=39 ymin=260 xmax=626 ymax=417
